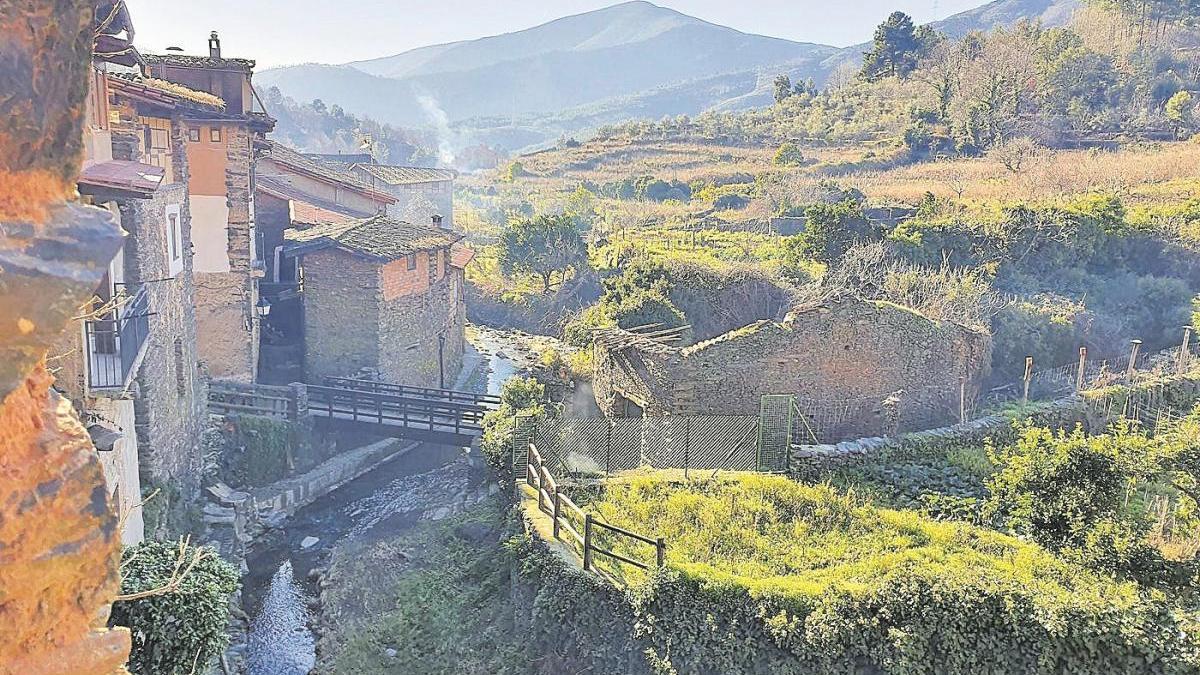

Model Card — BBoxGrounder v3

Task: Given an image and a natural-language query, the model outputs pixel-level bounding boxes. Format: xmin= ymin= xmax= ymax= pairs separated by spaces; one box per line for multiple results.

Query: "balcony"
xmin=85 ymin=287 xmax=152 ymax=392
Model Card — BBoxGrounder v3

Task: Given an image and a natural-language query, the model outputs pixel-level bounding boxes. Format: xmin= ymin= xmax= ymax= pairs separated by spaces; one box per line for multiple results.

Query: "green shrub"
xmin=990 ymin=296 xmax=1090 ymax=383
xmin=111 ymin=541 xmax=239 ymax=675
xmin=772 ymin=141 xmax=807 ymax=167
xmin=480 ymin=378 xmax=547 ymax=481
xmin=789 ymin=199 xmax=877 ymax=265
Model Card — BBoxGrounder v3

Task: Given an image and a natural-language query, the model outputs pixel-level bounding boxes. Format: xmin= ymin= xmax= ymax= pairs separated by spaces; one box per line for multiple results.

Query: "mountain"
xmin=257 ymin=2 xmax=835 ymax=133
xmin=258 ymin=0 xmax=1079 ymax=152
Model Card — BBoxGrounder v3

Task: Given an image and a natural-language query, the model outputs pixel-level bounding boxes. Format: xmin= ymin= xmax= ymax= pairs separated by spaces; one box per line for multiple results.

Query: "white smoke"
xmin=414 ymin=87 xmax=457 ymax=167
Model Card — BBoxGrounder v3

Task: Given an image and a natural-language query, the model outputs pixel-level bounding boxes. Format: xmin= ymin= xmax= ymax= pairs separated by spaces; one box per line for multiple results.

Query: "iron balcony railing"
xmin=85 ymin=287 xmax=152 ymax=391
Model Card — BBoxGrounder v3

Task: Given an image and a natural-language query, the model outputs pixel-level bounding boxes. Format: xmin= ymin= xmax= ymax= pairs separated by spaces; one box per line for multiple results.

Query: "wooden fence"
xmin=527 ymin=443 xmax=666 ymax=573
xmin=208 ymin=381 xmax=300 ymax=420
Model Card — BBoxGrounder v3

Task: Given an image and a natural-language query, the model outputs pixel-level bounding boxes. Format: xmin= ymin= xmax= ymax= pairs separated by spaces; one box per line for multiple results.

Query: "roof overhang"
xmin=261 ymin=157 xmax=397 ymax=205
xmin=78 ymin=160 xmax=165 ymax=199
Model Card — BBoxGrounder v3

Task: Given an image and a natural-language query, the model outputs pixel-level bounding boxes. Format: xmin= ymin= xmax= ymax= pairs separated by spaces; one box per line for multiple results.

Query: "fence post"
xmin=1180 ymin=327 xmax=1193 ymax=374
xmin=1076 ymin=347 xmax=1087 ymax=392
xmin=1022 ymin=357 xmax=1033 ymax=405
xmin=288 ymin=382 xmax=309 ymax=422
xmin=683 ymin=417 xmax=691 ymax=480
xmin=583 ymin=514 xmax=594 ymax=572
xmin=1127 ymin=339 xmax=1142 ymax=381
xmin=605 ymin=419 xmax=613 ymax=476
xmin=552 ymin=489 xmax=562 ymax=540
xmin=656 ymin=538 xmax=666 ymax=568
xmin=958 ymin=376 xmax=966 ymax=425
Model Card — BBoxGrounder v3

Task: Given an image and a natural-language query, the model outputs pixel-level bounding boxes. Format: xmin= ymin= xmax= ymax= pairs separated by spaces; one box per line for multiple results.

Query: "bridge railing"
xmin=321 ymin=376 xmax=501 ymax=408
xmin=306 ymin=385 xmax=486 ymax=437
xmin=208 ymin=381 xmax=303 ymax=421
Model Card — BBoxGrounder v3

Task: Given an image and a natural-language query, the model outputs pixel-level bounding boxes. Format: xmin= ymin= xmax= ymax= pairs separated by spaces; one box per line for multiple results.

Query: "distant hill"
xmin=259 ymin=0 xmax=1079 ymax=152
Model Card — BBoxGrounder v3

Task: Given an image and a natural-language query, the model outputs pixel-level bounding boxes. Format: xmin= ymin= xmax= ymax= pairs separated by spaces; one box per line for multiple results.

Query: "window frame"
xmin=209 ymin=127 xmax=221 ymax=143
xmin=188 ymin=127 xmax=200 ymax=143
xmin=406 ymin=253 xmax=417 ymax=271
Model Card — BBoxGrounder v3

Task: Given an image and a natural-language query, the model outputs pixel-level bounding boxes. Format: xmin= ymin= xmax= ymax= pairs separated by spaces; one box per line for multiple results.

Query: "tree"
xmin=861 ymin=12 xmax=934 ymax=81
xmin=773 ymin=141 xmax=807 ymax=167
xmin=497 ymin=215 xmax=589 ymax=292
xmin=1166 ymin=90 xmax=1195 ymax=136
xmin=773 ymin=74 xmax=794 ymax=104
xmin=791 ymin=200 xmax=876 ymax=265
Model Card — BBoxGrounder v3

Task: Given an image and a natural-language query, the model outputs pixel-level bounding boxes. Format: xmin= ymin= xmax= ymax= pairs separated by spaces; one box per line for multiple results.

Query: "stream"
xmin=240 ymin=327 xmax=526 ymax=675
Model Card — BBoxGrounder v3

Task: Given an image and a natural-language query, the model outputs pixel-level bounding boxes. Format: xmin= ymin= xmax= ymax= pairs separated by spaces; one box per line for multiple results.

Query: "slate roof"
xmin=262 ymin=143 xmax=395 ymax=202
xmin=354 ymin=164 xmax=457 ymax=186
xmin=257 ymin=174 xmax=375 ymax=220
xmin=144 ymin=52 xmax=255 ymax=72
xmin=450 ymin=244 xmax=476 ymax=269
xmin=285 ymin=215 xmax=462 ymax=261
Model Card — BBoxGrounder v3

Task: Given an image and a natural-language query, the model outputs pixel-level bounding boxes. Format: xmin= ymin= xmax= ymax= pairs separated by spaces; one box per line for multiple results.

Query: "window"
xmin=406 ymin=253 xmax=417 ymax=271
xmin=188 ymin=128 xmax=200 ymax=142
xmin=210 ymin=127 xmax=221 ymax=143
xmin=166 ymin=204 xmax=183 ymax=278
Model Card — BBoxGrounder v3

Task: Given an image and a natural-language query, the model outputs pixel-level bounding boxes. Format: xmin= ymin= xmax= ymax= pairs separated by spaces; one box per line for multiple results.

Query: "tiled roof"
xmin=285 ymin=215 xmax=462 ymax=261
xmin=257 ymin=175 xmax=375 ymax=220
xmin=291 ymin=200 xmax=357 ymax=227
xmin=262 ymin=143 xmax=395 ymax=202
xmin=450 ymin=244 xmax=476 ymax=269
xmin=144 ymin=52 xmax=255 ymax=72
xmin=354 ymin=164 xmax=457 ymax=186
xmin=107 ymin=72 xmax=226 ymax=110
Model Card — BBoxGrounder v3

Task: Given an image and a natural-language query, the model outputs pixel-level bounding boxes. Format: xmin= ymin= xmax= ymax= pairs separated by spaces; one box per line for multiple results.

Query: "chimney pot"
xmin=432 ymin=214 xmax=446 ymax=229
xmin=209 ymin=31 xmax=221 ymax=59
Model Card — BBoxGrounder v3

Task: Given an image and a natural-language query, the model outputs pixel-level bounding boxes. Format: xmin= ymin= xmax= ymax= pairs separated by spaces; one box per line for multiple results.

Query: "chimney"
xmin=208 ymin=31 xmax=221 ymax=59
xmin=432 ymin=214 xmax=446 ymax=230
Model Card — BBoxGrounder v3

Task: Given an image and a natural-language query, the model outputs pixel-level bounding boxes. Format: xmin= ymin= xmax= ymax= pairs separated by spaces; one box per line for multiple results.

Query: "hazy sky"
xmin=124 ymin=0 xmax=988 ymax=69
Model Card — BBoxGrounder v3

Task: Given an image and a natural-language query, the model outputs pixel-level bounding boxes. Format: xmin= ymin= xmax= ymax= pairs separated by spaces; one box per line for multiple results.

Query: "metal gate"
xmin=756 ymin=395 xmax=794 ymax=473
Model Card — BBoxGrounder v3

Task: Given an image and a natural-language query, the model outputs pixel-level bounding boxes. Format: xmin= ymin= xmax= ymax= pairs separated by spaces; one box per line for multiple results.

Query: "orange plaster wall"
xmin=380 ymin=251 xmax=431 ymax=301
xmin=185 ymin=125 xmax=229 ymax=197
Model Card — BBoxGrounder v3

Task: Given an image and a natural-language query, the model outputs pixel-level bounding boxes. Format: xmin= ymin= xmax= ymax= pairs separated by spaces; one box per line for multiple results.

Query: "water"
xmin=246 ymin=561 xmax=315 ymax=675
xmin=242 ymin=341 xmax=525 ymax=674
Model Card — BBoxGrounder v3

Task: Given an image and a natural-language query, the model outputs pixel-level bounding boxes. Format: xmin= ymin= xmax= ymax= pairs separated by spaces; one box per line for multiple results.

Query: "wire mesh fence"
xmin=530 ymin=414 xmax=763 ymax=477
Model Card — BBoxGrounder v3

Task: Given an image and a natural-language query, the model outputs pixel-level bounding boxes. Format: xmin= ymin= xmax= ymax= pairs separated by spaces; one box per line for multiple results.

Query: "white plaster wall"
xmin=91 ymin=397 xmax=145 ymax=546
xmin=190 ymin=195 xmax=231 ymax=273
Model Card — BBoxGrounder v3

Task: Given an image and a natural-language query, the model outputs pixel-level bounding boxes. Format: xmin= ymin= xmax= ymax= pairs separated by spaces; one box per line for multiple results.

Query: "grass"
xmin=586 ymin=473 xmax=1144 ymax=609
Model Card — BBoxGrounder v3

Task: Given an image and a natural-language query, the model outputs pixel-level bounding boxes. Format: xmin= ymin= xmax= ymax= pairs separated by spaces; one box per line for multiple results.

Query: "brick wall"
xmin=594 ymin=296 xmax=992 ymax=439
xmin=303 ymin=249 xmax=381 ymax=380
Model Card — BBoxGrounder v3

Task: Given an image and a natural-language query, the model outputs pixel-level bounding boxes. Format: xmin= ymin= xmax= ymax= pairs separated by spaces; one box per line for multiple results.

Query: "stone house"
xmin=284 ymin=215 xmax=471 ymax=387
xmin=143 ymin=33 xmax=276 ymax=382
xmin=56 ymin=61 xmax=217 ymax=540
xmin=347 ymin=163 xmax=457 ymax=228
xmin=592 ymin=294 xmax=992 ymax=440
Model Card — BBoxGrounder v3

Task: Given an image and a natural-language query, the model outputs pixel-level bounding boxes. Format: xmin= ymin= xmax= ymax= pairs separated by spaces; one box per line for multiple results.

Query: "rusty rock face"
xmin=0 ymin=0 xmax=133 ymax=673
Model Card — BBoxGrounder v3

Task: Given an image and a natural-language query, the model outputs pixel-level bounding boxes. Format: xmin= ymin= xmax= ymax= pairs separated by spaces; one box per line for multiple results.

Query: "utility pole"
xmin=438 ymin=334 xmax=446 ymax=390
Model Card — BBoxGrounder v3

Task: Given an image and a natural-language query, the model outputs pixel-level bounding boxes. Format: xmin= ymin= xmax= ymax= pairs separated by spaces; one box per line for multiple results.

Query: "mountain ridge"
xmin=258 ymin=0 xmax=1078 ymax=151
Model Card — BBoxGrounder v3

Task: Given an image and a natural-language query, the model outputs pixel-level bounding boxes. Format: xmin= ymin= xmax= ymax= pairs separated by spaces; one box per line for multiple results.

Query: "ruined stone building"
xmin=592 ymin=295 xmax=992 ymax=440
xmin=283 ymin=215 xmax=471 ymax=387
xmin=143 ymin=33 xmax=275 ymax=382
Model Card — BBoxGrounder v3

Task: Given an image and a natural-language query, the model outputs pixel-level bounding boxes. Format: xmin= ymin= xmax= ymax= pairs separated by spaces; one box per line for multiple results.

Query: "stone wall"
xmin=195 ymin=123 xmax=258 ymax=381
xmin=377 ymin=259 xmax=465 ymax=387
xmin=594 ymin=295 xmax=992 ymax=439
xmin=0 ymin=3 xmax=133 ymax=671
xmin=303 ymin=249 xmax=381 ymax=380
xmin=120 ymin=178 xmax=208 ymax=514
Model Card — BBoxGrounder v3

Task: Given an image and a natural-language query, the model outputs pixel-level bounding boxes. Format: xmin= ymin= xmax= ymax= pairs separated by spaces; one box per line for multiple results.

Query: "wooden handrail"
xmin=527 ymin=442 xmax=665 ymax=574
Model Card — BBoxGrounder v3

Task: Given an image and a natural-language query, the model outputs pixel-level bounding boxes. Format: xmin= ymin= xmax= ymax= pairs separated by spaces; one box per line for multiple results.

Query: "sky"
xmin=124 ymin=0 xmax=989 ymax=69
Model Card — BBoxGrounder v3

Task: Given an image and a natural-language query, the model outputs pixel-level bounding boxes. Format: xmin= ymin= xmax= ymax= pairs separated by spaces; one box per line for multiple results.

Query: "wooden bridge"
xmin=208 ymin=377 xmax=501 ymax=446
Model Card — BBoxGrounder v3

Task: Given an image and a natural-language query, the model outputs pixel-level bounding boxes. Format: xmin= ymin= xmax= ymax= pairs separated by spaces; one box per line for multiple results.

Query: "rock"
xmin=454 ymin=521 xmax=492 ymax=543
xmin=300 ymin=536 xmax=320 ymax=549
